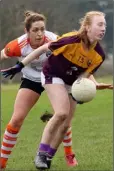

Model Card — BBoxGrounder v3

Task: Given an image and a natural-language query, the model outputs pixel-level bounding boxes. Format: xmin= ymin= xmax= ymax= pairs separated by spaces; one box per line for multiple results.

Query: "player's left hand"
xmin=107 ymin=85 xmax=113 ymax=89
xmin=1 ymin=62 xmax=24 ymax=79
xmin=96 ymin=83 xmax=113 ymax=90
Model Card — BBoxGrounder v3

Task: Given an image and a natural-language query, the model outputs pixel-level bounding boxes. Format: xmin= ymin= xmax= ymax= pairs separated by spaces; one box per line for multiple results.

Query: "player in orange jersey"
xmin=1 ymin=11 xmax=113 ymax=170
xmin=0 ymin=10 xmax=76 ymax=169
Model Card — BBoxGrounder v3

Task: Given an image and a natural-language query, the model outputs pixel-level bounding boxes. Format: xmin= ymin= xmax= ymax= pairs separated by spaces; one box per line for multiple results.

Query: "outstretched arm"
xmin=88 ymin=75 xmax=98 ymax=84
xmin=1 ymin=49 xmax=9 ymax=61
xmin=1 ymin=43 xmax=50 ymax=79
xmin=89 ymin=75 xmax=113 ymax=90
xmin=21 ymin=43 xmax=49 ymax=66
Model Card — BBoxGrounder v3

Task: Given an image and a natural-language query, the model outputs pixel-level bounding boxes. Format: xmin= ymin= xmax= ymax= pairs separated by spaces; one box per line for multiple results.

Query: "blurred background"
xmin=1 ymin=0 xmax=113 ymax=83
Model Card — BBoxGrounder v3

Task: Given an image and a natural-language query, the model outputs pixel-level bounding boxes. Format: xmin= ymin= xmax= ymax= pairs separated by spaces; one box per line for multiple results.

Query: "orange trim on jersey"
xmin=19 ymin=39 xmax=28 ymax=49
xmin=20 ymin=41 xmax=28 ymax=49
xmin=45 ymin=36 xmax=52 ymax=43
xmin=4 ymin=39 xmax=21 ymax=57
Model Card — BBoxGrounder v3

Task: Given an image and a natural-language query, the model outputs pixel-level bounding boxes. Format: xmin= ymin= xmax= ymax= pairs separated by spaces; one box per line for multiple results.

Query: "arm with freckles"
xmin=78 ymin=73 xmax=113 ymax=90
xmin=89 ymin=74 xmax=113 ymax=90
xmin=1 ymin=49 xmax=9 ymax=61
xmin=77 ymin=65 xmax=113 ymax=90
xmin=22 ymin=43 xmax=50 ymax=66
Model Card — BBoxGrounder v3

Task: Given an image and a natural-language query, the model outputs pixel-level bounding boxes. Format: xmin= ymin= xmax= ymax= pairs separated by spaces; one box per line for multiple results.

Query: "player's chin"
xmin=35 ymin=40 xmax=41 ymax=44
xmin=97 ymin=36 xmax=104 ymax=41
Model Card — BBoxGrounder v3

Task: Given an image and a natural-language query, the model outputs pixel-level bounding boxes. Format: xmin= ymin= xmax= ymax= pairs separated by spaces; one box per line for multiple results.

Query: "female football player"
xmin=1 ymin=11 xmax=113 ymax=169
xmin=0 ymin=10 xmax=77 ymax=169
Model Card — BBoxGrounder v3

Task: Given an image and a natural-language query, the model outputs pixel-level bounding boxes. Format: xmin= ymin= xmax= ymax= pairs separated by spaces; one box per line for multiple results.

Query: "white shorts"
xmin=41 ymin=72 xmax=72 ymax=93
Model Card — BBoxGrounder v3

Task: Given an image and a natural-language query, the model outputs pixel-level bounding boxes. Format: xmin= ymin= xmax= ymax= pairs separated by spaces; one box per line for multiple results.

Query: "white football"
xmin=71 ymin=78 xmax=96 ymax=103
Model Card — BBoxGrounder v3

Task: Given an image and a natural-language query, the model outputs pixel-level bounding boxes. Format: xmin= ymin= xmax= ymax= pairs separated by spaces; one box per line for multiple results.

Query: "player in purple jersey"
xmin=1 ymin=11 xmax=113 ymax=170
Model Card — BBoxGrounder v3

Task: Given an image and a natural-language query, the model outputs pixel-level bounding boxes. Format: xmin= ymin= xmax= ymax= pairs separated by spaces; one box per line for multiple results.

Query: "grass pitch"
xmin=1 ymin=77 xmax=113 ymax=170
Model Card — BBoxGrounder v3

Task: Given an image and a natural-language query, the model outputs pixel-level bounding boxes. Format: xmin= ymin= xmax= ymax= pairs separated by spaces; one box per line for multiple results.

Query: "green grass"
xmin=1 ymin=77 xmax=113 ymax=170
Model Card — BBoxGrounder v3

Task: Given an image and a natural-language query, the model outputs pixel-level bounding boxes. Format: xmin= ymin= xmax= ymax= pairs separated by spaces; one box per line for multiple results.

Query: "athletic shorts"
xmin=41 ymin=72 xmax=71 ymax=93
xmin=41 ymin=72 xmax=80 ymax=103
xmin=19 ymin=78 xmax=44 ymax=95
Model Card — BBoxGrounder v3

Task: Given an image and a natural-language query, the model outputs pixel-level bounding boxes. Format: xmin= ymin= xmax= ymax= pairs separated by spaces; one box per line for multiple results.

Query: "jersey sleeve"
xmin=48 ymin=35 xmax=79 ymax=56
xmin=4 ymin=39 xmax=21 ymax=57
xmin=48 ymin=37 xmax=68 ymax=56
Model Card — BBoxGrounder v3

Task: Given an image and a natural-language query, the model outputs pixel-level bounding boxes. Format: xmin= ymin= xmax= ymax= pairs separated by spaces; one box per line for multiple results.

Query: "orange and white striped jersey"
xmin=4 ymin=31 xmax=57 ymax=82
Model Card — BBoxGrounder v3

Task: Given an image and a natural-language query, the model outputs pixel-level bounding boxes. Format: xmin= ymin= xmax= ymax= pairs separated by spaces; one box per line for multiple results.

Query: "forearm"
xmin=0 ymin=49 xmax=9 ymax=61
xmin=21 ymin=43 xmax=49 ymax=66
xmin=78 ymin=72 xmax=91 ymax=80
xmin=89 ymin=75 xmax=98 ymax=85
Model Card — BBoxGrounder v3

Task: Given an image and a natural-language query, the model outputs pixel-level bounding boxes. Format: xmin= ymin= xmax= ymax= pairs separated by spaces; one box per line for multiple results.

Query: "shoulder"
xmin=4 ymin=34 xmax=27 ymax=57
xmin=4 ymin=39 xmax=19 ymax=57
xmin=94 ymin=42 xmax=105 ymax=60
xmin=56 ymin=31 xmax=81 ymax=45
xmin=45 ymin=30 xmax=58 ymax=41
xmin=49 ymin=31 xmax=80 ymax=54
xmin=62 ymin=31 xmax=78 ymax=37
xmin=17 ymin=34 xmax=28 ymax=43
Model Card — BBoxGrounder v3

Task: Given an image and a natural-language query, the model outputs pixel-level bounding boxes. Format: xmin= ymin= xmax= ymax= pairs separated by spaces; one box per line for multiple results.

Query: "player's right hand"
xmin=1 ymin=62 xmax=24 ymax=79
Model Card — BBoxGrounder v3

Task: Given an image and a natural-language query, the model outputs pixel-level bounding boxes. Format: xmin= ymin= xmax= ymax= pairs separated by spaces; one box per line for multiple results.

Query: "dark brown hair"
xmin=24 ymin=10 xmax=46 ymax=31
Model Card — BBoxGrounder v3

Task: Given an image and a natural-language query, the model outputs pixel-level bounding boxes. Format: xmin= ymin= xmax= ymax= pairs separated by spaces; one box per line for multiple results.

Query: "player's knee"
xmin=55 ymin=111 xmax=69 ymax=122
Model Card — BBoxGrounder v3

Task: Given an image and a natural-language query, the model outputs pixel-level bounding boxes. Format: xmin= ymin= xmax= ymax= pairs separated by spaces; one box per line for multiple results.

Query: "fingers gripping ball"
xmin=71 ymin=78 xmax=96 ymax=103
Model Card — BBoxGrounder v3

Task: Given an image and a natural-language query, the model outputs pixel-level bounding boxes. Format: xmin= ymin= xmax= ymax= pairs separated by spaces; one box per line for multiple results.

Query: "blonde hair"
xmin=24 ymin=10 xmax=46 ymax=31
xmin=78 ymin=11 xmax=105 ymax=36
